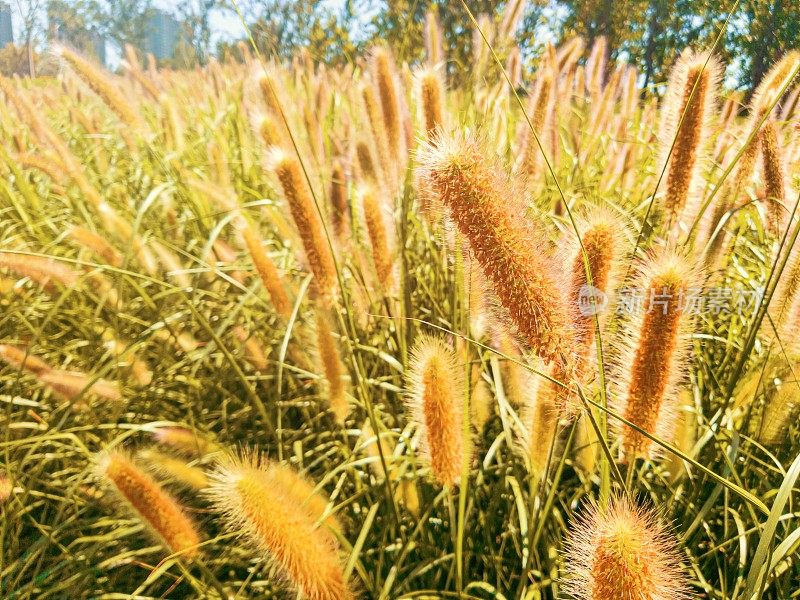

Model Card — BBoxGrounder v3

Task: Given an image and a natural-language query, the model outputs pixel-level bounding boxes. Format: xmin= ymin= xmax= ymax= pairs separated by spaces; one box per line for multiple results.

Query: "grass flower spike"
xmin=98 ymin=452 xmax=200 ymax=558
xmin=658 ymin=49 xmax=719 ymax=234
xmin=206 ymin=454 xmax=353 ymax=600
xmin=563 ymin=496 xmax=689 ymax=600
xmin=271 ymin=149 xmax=338 ymax=303
xmin=406 ymin=336 xmax=465 ymax=486
xmin=615 ymin=251 xmax=697 ymax=461
xmin=417 ymin=131 xmax=572 ymax=364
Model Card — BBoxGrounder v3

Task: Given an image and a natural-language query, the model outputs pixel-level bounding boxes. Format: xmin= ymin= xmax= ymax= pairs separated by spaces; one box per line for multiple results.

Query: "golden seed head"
xmin=519 ymin=362 xmax=559 ymax=475
xmin=39 ymin=369 xmax=122 ymax=403
xmin=329 ymin=159 xmax=349 ymax=241
xmin=0 ymin=252 xmax=80 ymax=290
xmin=563 ymin=497 xmax=690 ymax=600
xmin=0 ymin=344 xmax=51 ymax=375
xmin=56 ymin=45 xmax=144 ymax=130
xmin=565 ymin=209 xmax=628 ymax=355
xmin=759 ymin=368 xmax=800 ymax=446
xmin=419 ymin=67 xmax=445 ymax=138
xmin=372 ymin=46 xmax=404 ymax=165
xmin=138 ymin=448 xmax=209 ymax=490
xmin=614 ymin=250 xmax=697 ymax=461
xmin=424 ymin=9 xmax=443 ymax=65
xmin=359 ymin=184 xmax=394 ymax=288
xmin=417 ymin=131 xmax=573 ymax=363
xmin=240 ymin=222 xmax=292 ymax=318
xmin=0 ymin=473 xmax=13 ymax=502
xmin=406 ymin=336 xmax=466 ymax=486
xmin=68 ymin=225 xmax=124 ymax=267
xmin=152 ymin=427 xmax=220 ymax=457
xmin=759 ymin=118 xmax=788 ymax=236
xmin=314 ymin=308 xmax=349 ymax=424
xmin=98 ymin=452 xmax=200 ymax=558
xmin=750 ymin=51 xmax=800 ymax=117
xmin=659 ymin=49 xmax=720 ymax=233
xmin=362 ymin=83 xmax=393 ymax=189
xmin=206 ymin=453 xmax=353 ymax=600
xmin=271 ymin=149 xmax=338 ymax=304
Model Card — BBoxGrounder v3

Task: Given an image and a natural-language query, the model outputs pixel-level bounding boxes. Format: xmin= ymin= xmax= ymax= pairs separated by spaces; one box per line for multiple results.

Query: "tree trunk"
xmin=27 ymin=38 xmax=35 ymax=78
xmin=642 ymin=1 xmax=660 ymax=92
xmin=750 ymin=0 xmax=782 ymax=92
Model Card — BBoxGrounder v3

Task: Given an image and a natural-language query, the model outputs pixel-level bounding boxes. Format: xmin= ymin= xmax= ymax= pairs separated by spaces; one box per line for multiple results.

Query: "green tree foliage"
xmin=370 ymin=0 xmax=504 ymax=69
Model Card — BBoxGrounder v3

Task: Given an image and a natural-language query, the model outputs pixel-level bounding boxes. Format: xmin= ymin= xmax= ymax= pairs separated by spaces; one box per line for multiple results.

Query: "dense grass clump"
xmin=0 ymin=23 xmax=800 ymax=600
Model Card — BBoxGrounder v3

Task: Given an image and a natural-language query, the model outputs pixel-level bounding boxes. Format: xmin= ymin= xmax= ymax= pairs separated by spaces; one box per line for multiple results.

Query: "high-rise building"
xmin=90 ymin=31 xmax=106 ymax=65
xmin=145 ymin=10 xmax=180 ymax=61
xmin=0 ymin=2 xmax=13 ymax=48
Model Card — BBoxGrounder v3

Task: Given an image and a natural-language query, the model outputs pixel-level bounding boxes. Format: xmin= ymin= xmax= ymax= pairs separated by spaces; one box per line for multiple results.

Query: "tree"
xmin=15 ymin=0 xmax=45 ymax=76
xmin=223 ymin=0 xmax=356 ymax=65
xmin=732 ymin=0 xmax=800 ymax=92
xmin=370 ymin=1 xmax=511 ymax=71
xmin=176 ymin=0 xmax=219 ymax=65
xmin=47 ymin=0 xmax=105 ymax=61
xmin=102 ymin=0 xmax=153 ymax=50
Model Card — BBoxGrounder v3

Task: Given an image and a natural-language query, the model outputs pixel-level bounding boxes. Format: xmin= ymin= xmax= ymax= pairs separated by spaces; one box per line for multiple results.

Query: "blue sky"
xmin=8 ymin=0 xmax=363 ymax=65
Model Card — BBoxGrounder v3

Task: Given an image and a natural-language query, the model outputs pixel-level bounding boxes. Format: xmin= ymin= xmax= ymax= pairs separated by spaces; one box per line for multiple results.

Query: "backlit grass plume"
xmin=56 ymin=45 xmax=145 ymax=131
xmin=359 ymin=185 xmax=394 ymax=288
xmin=567 ymin=211 xmax=625 ymax=354
xmin=67 ymin=226 xmax=123 ymax=267
xmin=419 ymin=67 xmax=445 ymax=138
xmin=362 ymin=83 xmax=393 ymax=189
xmin=759 ymin=367 xmax=800 ymax=446
xmin=372 ymin=47 xmax=405 ymax=166
xmin=138 ymin=448 xmax=209 ymax=490
xmin=206 ymin=453 xmax=353 ymax=600
xmin=406 ymin=335 xmax=465 ymax=486
xmin=424 ymin=9 xmax=443 ymax=65
xmin=39 ymin=369 xmax=122 ymax=404
xmin=658 ymin=49 xmax=719 ymax=234
xmin=759 ymin=118 xmax=788 ymax=236
xmin=519 ymin=369 xmax=559 ymax=475
xmin=0 ymin=344 xmax=51 ymax=375
xmin=563 ymin=496 xmax=689 ymax=600
xmin=152 ymin=427 xmax=220 ymax=457
xmin=239 ymin=221 xmax=292 ymax=319
xmin=329 ymin=159 xmax=349 ymax=241
xmin=561 ymin=210 xmax=627 ymax=414
xmin=271 ymin=149 xmax=338 ymax=303
xmin=417 ymin=131 xmax=572 ymax=364
xmin=98 ymin=452 xmax=200 ymax=558
xmin=0 ymin=473 xmax=11 ymax=503
xmin=0 ymin=252 xmax=79 ymax=290
xmin=614 ymin=251 xmax=697 ymax=461
xmin=315 ymin=308 xmax=350 ymax=423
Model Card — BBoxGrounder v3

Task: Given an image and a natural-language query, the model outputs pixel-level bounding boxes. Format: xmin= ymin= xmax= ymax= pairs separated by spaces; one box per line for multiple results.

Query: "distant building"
xmin=145 ymin=10 xmax=180 ymax=60
xmin=90 ymin=32 xmax=106 ymax=65
xmin=0 ymin=2 xmax=13 ymax=48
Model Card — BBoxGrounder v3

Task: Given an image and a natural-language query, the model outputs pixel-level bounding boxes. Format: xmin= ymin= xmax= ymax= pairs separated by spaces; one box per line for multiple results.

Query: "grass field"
xmin=0 ymin=21 xmax=799 ymax=600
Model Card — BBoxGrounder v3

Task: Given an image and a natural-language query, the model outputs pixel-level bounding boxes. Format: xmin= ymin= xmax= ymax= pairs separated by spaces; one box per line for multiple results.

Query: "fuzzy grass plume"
xmin=406 ymin=336 xmax=465 ymax=486
xmin=563 ymin=496 xmax=689 ymax=600
xmin=315 ymin=308 xmax=350 ymax=423
xmin=206 ymin=453 xmax=352 ymax=600
xmin=658 ymin=49 xmax=719 ymax=234
xmin=615 ymin=251 xmax=697 ymax=461
xmin=417 ymin=131 xmax=572 ymax=364
xmin=98 ymin=452 xmax=200 ymax=558
xmin=271 ymin=148 xmax=338 ymax=303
